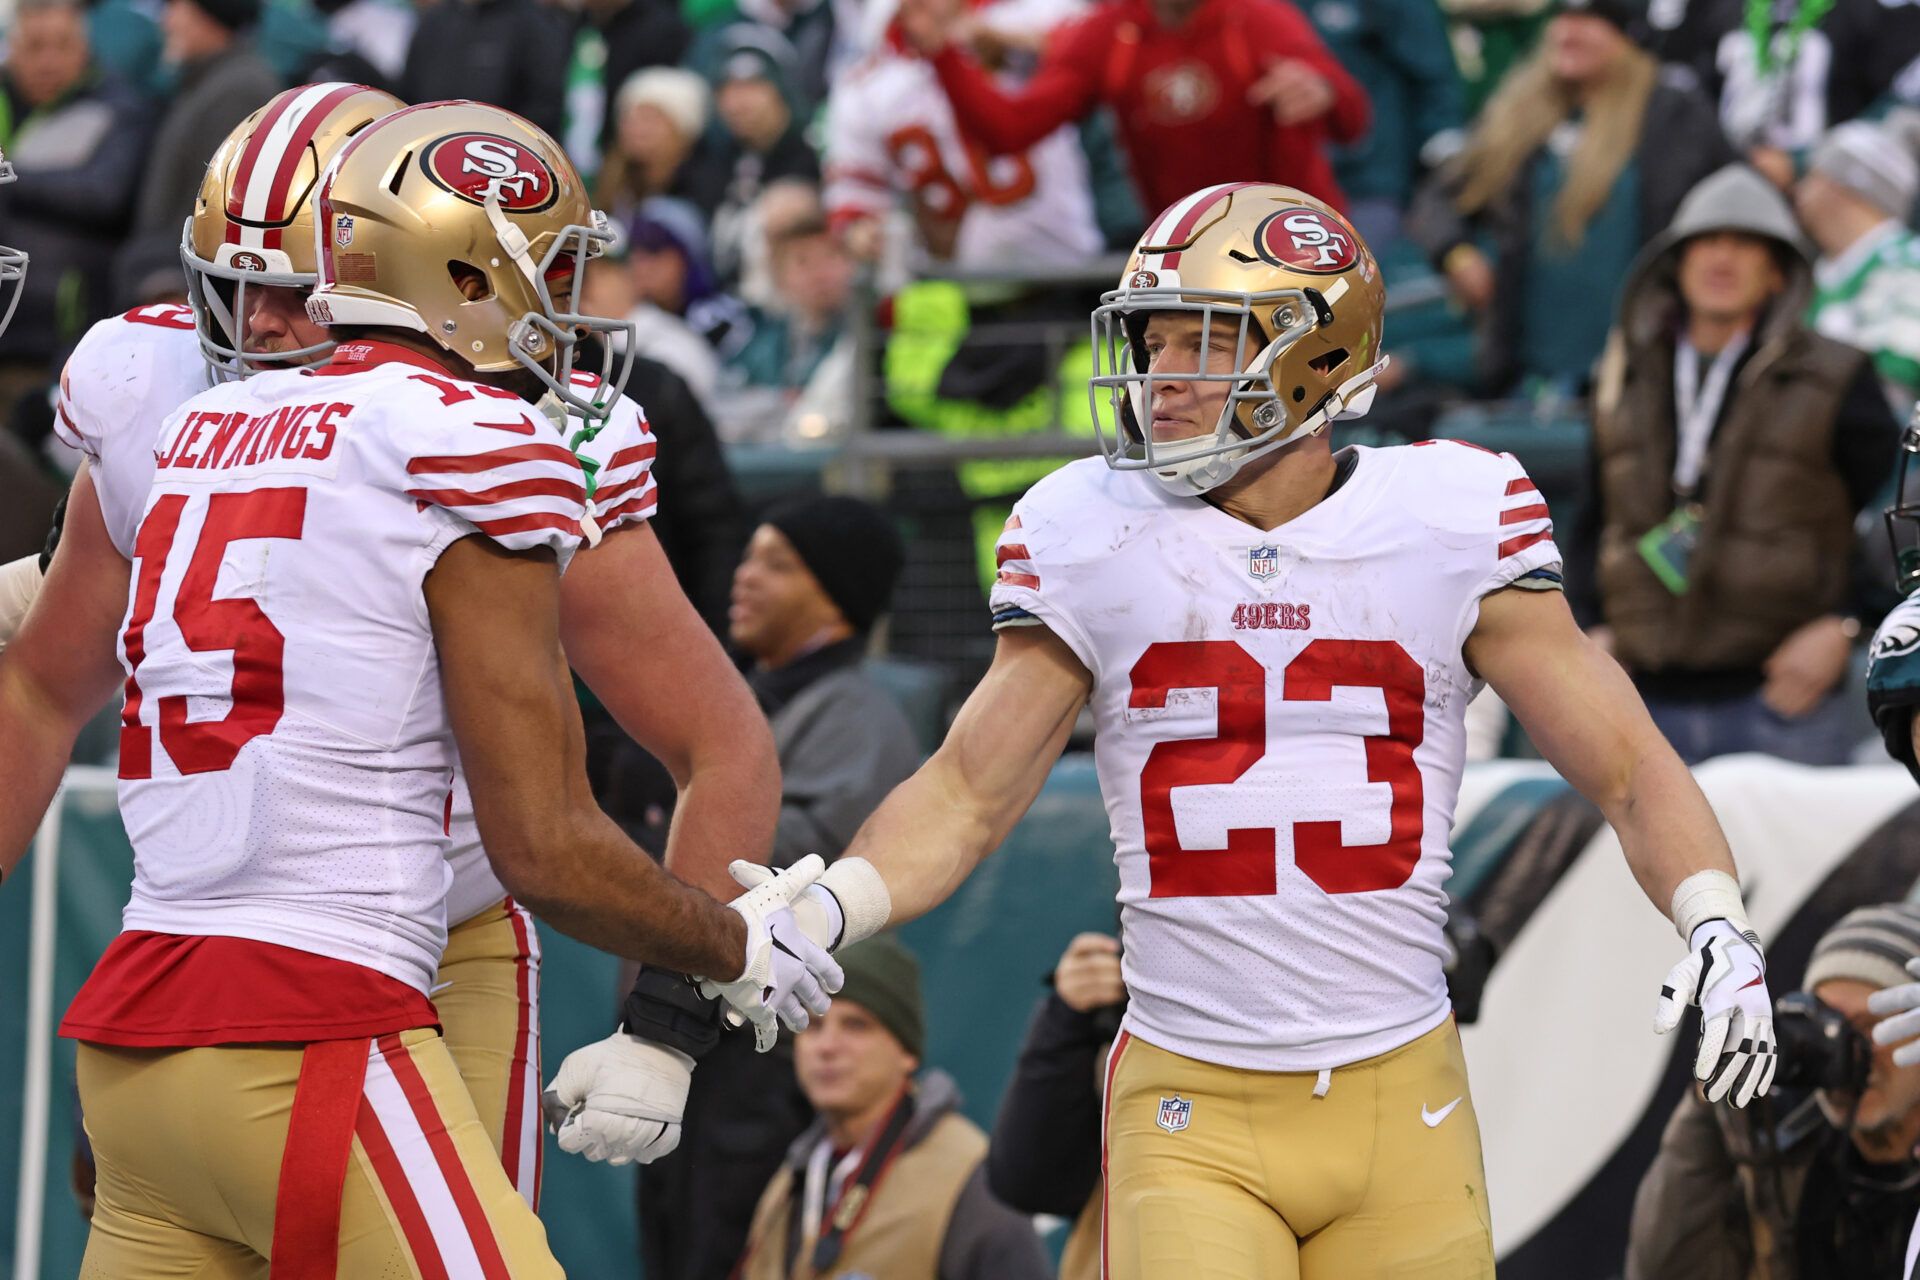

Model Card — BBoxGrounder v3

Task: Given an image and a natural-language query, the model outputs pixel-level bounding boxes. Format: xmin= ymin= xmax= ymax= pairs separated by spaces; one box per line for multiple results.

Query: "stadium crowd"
xmin=7 ymin=0 xmax=1920 ymax=1275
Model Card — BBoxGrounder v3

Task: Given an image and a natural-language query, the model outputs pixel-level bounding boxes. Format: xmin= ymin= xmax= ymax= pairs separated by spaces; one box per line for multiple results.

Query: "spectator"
xmin=1306 ymin=0 xmax=1466 ymax=251
xmin=117 ymin=0 xmax=281 ymax=305
xmin=727 ymin=212 xmax=852 ymax=394
xmin=582 ymin=250 xmax=723 ymax=409
xmin=1577 ymin=163 xmax=1898 ymax=766
xmin=986 ymin=932 xmax=1126 ymax=1280
xmin=595 ymin=66 xmax=711 ymax=216
xmin=729 ymin=494 xmax=919 ymax=858
xmin=735 ymin=935 xmax=1054 ymax=1280
xmin=1657 ymin=0 xmax=1920 ymax=186
xmin=1409 ymin=0 xmax=1733 ymax=396
xmin=639 ymin=497 xmax=919 ymax=1280
xmin=398 ymin=0 xmax=568 ymax=138
xmin=688 ymin=25 xmax=822 ymax=282
xmin=0 ymin=0 xmax=150 ymax=375
xmin=734 ymin=175 xmax=823 ymax=310
xmin=554 ymin=0 xmax=692 ymax=181
xmin=687 ymin=0 xmax=853 ymax=117
xmin=823 ymin=0 xmax=1103 ymax=270
xmin=627 ymin=195 xmax=755 ymax=361
xmin=1798 ymin=119 xmax=1920 ymax=415
xmin=1627 ymin=904 xmax=1920 ymax=1280
xmin=896 ymin=0 xmax=1370 ymax=216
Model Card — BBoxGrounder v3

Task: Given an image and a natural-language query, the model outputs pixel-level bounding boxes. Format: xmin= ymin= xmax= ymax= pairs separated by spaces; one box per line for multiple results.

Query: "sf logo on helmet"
xmin=1252 ymin=208 xmax=1357 ymax=274
xmin=422 ymin=133 xmax=558 ymax=213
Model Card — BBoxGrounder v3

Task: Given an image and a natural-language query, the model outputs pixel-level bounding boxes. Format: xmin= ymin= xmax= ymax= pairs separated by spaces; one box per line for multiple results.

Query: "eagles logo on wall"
xmin=1252 ymin=207 xmax=1358 ymax=274
xmin=420 ymin=132 xmax=558 ymax=213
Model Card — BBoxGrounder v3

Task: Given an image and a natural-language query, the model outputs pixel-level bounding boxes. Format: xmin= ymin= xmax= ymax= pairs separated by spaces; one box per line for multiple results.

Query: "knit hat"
xmin=1808 ymin=120 xmax=1920 ymax=222
xmin=762 ymin=495 xmax=906 ymax=634
xmin=1805 ymin=903 xmax=1920 ymax=994
xmin=711 ymin=24 xmax=800 ymax=109
xmin=615 ymin=67 xmax=711 ymax=143
xmin=1555 ymin=0 xmax=1648 ymax=40
xmin=835 ymin=933 xmax=925 ymax=1059
xmin=625 ymin=197 xmax=720 ymax=306
xmin=188 ymin=0 xmax=261 ymax=30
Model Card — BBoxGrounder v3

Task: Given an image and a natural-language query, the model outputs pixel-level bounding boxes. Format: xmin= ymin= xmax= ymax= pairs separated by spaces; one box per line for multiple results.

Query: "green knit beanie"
xmin=835 ymin=934 xmax=924 ymax=1060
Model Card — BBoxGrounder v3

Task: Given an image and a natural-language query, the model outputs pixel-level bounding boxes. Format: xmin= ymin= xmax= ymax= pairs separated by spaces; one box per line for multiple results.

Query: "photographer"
xmin=1627 ymin=904 xmax=1920 ymax=1280
xmin=986 ymin=932 xmax=1127 ymax=1280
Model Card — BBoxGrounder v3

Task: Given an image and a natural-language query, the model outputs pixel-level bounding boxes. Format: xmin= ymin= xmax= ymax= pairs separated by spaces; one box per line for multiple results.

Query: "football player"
xmin=0 ymin=99 xmax=834 ymax=1275
xmin=732 ymin=182 xmax=1780 ymax=1278
xmin=0 ymin=83 xmax=782 ymax=1196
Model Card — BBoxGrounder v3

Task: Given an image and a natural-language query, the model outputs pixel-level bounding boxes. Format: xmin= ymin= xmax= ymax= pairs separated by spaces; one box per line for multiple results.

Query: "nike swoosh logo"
xmin=1739 ymin=972 xmax=1765 ymax=991
xmin=1421 ymin=1097 xmax=1462 ymax=1128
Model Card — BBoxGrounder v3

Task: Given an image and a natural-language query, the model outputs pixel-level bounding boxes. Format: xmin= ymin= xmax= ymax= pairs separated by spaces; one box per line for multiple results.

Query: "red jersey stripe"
xmin=404 ymin=476 xmax=586 ymax=508
xmin=599 ymin=486 xmax=659 ymax=527
xmin=998 ymin=570 xmax=1042 ymax=590
xmin=1498 ymin=528 xmax=1554 ymax=559
xmin=355 ymin=1097 xmax=452 ymax=1280
xmin=377 ymin=1036 xmax=514 ymax=1280
xmin=592 ymin=471 xmax=653 ymax=507
xmin=604 ymin=442 xmax=658 ymax=471
xmin=406 ymin=443 xmax=580 ymax=476
xmin=469 ymin=511 xmax=584 ymax=538
xmin=1504 ymin=478 xmax=1538 ymax=497
xmin=1499 ymin=503 xmax=1550 ymax=525
xmin=996 ymin=542 xmax=1032 ymax=568
xmin=1099 ymin=1031 xmax=1133 ymax=1280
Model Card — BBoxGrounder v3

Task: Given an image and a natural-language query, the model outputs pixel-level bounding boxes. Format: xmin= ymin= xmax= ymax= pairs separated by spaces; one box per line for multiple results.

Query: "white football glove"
xmin=541 ymin=1030 xmax=693 ymax=1166
xmin=1868 ymin=957 xmax=1920 ymax=1067
xmin=698 ymin=854 xmax=845 ymax=1051
xmin=1654 ymin=918 xmax=1777 ymax=1106
xmin=728 ymin=860 xmax=845 ymax=949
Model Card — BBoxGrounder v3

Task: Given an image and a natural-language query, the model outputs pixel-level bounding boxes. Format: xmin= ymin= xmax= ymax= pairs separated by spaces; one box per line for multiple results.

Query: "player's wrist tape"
xmin=1670 ymin=870 xmax=1756 ymax=947
xmin=620 ymin=965 xmax=725 ymax=1059
xmin=815 ymin=858 xmax=891 ymax=949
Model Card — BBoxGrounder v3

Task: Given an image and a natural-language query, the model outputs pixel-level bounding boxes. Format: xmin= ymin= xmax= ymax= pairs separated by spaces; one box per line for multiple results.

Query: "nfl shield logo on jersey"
xmin=1247 ymin=545 xmax=1280 ymax=581
xmin=1156 ymin=1095 xmax=1192 ymax=1133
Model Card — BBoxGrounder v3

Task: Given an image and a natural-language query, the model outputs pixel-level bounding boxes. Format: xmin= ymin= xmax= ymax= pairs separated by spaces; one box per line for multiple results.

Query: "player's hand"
xmin=1761 ymin=613 xmax=1852 ymax=719
xmin=698 ymin=855 xmax=845 ymax=1051
xmin=1653 ymin=919 xmax=1776 ymax=1106
xmin=897 ymin=0 xmax=955 ymax=55
xmin=1247 ymin=59 xmax=1335 ymax=125
xmin=1868 ymin=957 xmax=1920 ymax=1067
xmin=728 ymin=860 xmax=845 ymax=950
xmin=1054 ymin=933 xmax=1124 ymax=1012
xmin=541 ymin=1031 xmax=693 ymax=1166
xmin=1442 ymin=244 xmax=1495 ymax=312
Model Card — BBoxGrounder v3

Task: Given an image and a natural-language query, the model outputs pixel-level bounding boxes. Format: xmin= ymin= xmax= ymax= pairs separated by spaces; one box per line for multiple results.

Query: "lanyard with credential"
xmin=797 ymin=1087 xmax=916 ymax=1277
xmin=1672 ymin=333 xmax=1750 ymax=499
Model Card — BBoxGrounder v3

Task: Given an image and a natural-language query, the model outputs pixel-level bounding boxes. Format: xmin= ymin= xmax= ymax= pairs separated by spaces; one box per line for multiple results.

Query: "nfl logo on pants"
xmin=1157 ymin=1095 xmax=1192 ymax=1133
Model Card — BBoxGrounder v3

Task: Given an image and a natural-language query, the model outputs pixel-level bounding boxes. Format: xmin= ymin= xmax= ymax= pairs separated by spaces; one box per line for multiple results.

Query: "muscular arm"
xmin=559 ymin=520 xmax=779 ymax=901
xmin=928 ymin=24 xmax=1103 ymax=157
xmin=1466 ymin=586 xmax=1737 ymax=916
xmin=838 ymin=624 xmax=1090 ymax=923
xmin=427 ymin=533 xmax=748 ymax=976
xmin=0 ymin=465 xmax=130 ymax=880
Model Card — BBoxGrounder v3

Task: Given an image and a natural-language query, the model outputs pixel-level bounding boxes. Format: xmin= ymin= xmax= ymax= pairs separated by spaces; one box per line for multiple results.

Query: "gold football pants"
xmin=77 ymin=1026 xmax=563 ymax=1279
xmin=438 ymin=897 xmax=544 ymax=1207
xmin=1102 ymin=1018 xmax=1495 ymax=1280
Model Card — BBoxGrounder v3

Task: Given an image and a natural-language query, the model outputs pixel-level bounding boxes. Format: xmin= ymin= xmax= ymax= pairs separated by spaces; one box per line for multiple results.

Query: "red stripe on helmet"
xmin=1162 ymin=182 xmax=1264 ymax=270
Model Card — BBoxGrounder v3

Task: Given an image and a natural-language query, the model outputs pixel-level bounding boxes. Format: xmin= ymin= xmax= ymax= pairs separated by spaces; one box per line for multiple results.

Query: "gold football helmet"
xmin=0 ymin=150 xmax=27 ymax=338
xmin=1089 ymin=183 xmax=1388 ymax=496
xmin=306 ymin=100 xmax=632 ymax=422
xmin=184 ymin=82 xmax=403 ymax=378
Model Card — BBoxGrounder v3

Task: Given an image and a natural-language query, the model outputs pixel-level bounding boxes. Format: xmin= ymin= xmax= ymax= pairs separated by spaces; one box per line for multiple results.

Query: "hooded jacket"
xmin=1586 ymin=164 xmax=1890 ymax=681
xmin=735 ymin=1071 xmax=1051 ymax=1280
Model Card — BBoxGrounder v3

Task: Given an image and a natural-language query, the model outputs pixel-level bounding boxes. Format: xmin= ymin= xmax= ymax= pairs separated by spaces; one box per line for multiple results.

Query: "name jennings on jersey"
xmin=53 ymin=315 xmax=657 ymax=1045
xmin=990 ymin=443 xmax=1561 ymax=1072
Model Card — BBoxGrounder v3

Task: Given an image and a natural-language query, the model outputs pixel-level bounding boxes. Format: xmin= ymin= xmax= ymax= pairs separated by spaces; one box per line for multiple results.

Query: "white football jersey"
xmin=53 ymin=304 xmax=211 ymax=559
xmin=112 ymin=340 xmax=589 ymax=995
xmin=56 ymin=316 xmax=659 ymax=935
xmin=824 ymin=0 xmax=1101 ymax=270
xmin=990 ymin=444 xmax=1561 ymax=1071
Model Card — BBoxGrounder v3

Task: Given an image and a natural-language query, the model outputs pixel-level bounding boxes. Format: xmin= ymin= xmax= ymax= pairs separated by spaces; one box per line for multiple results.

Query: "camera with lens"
xmin=1771 ymin=990 xmax=1871 ymax=1093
